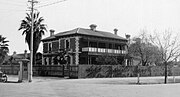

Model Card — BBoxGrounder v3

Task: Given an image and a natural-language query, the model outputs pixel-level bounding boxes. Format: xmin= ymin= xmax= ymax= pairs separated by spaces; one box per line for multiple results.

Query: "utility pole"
xmin=28 ymin=0 xmax=38 ymax=82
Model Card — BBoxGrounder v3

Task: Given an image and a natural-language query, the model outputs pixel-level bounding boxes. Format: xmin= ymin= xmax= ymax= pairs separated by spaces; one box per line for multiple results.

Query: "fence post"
xmin=18 ymin=61 xmax=23 ymax=82
xmin=137 ymin=66 xmax=140 ymax=84
xmin=173 ymin=76 xmax=176 ymax=83
xmin=111 ymin=65 xmax=113 ymax=78
xmin=137 ymin=73 xmax=140 ymax=84
xmin=63 ymin=65 xmax=64 ymax=76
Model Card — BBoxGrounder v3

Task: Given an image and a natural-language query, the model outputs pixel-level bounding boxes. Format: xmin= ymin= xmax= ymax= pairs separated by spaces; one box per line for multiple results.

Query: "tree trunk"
xmin=164 ymin=61 xmax=168 ymax=84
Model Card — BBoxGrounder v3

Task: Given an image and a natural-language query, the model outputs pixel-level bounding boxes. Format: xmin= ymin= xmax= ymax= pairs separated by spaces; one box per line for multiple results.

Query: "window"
xmin=49 ymin=57 xmax=52 ymax=65
xmin=65 ymin=39 xmax=70 ymax=49
xmin=108 ymin=44 xmax=112 ymax=49
xmin=89 ymin=41 xmax=97 ymax=47
xmin=83 ymin=41 xmax=88 ymax=47
xmin=44 ymin=58 xmax=47 ymax=65
xmin=48 ymin=43 xmax=52 ymax=52
xmin=98 ymin=43 xmax=106 ymax=48
xmin=43 ymin=43 xmax=48 ymax=53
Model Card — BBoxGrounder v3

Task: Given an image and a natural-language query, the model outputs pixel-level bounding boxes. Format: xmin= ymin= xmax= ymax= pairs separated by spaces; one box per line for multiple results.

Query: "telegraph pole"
xmin=28 ymin=0 xmax=38 ymax=82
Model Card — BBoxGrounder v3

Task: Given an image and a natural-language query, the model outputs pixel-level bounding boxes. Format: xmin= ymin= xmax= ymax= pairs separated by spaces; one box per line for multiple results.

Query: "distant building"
xmin=42 ymin=24 xmax=129 ymax=66
xmin=3 ymin=50 xmax=42 ymax=65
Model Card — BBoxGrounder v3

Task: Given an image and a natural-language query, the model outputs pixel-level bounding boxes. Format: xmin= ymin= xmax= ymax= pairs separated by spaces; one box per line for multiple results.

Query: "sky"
xmin=0 ymin=0 xmax=180 ymax=55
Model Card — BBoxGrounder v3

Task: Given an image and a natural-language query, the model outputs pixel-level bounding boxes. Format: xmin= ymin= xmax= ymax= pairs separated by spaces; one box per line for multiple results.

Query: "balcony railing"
xmin=82 ymin=47 xmax=127 ymax=54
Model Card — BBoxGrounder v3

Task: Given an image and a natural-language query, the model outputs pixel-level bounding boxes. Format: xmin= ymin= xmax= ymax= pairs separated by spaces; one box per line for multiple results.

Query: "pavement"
xmin=0 ymin=75 xmax=180 ymax=97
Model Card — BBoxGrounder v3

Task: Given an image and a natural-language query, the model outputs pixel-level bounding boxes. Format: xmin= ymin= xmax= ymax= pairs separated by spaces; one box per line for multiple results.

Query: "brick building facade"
xmin=42 ymin=25 xmax=129 ymax=66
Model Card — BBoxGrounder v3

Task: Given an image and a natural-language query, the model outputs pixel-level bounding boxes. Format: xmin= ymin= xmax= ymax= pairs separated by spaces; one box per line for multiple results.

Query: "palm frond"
xmin=19 ymin=11 xmax=47 ymax=52
xmin=2 ymin=40 xmax=9 ymax=43
xmin=36 ymin=12 xmax=40 ymax=20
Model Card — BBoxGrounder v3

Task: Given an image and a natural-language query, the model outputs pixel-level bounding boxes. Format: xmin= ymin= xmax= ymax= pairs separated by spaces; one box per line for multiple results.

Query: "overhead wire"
xmin=0 ymin=0 xmax=67 ymax=22
xmin=38 ymin=0 xmax=55 ymax=4
xmin=35 ymin=0 xmax=67 ymax=8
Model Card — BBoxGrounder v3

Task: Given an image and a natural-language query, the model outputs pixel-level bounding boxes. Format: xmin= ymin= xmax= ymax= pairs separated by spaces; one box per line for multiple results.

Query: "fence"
xmin=1 ymin=65 xmax=19 ymax=75
xmin=33 ymin=65 xmax=78 ymax=78
xmin=33 ymin=65 xmax=64 ymax=76
xmin=1 ymin=64 xmax=180 ymax=78
xmin=1 ymin=64 xmax=78 ymax=78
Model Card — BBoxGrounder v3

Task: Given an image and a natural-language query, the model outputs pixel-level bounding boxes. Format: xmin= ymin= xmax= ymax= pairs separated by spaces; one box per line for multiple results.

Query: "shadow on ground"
xmin=4 ymin=81 xmax=20 ymax=83
xmin=96 ymin=78 xmax=180 ymax=85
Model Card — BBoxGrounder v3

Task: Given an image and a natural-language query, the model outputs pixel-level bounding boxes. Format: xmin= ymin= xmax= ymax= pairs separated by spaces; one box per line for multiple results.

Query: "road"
xmin=0 ymin=75 xmax=180 ymax=97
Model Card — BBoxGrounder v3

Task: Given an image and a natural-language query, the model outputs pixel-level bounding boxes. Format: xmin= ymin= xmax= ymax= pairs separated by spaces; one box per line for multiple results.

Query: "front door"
xmin=63 ymin=55 xmax=71 ymax=78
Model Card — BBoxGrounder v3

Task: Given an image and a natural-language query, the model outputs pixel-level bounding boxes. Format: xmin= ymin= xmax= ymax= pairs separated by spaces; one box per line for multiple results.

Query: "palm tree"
xmin=0 ymin=35 xmax=9 ymax=66
xmin=19 ymin=12 xmax=47 ymax=65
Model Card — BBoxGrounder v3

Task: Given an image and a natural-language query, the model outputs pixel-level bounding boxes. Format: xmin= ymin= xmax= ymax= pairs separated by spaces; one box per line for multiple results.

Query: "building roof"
xmin=11 ymin=53 xmax=30 ymax=59
xmin=42 ymin=28 xmax=127 ymax=41
xmin=42 ymin=35 xmax=56 ymax=41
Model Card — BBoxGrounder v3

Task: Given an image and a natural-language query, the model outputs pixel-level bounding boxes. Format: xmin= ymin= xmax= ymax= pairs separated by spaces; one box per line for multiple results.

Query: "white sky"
xmin=0 ymin=0 xmax=180 ymax=54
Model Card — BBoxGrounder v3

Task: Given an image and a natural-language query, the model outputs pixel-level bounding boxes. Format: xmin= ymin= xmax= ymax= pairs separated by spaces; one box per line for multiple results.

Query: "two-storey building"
xmin=42 ymin=24 xmax=129 ymax=66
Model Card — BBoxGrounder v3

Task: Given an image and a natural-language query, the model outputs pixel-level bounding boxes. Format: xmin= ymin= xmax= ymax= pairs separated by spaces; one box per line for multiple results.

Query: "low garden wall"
xmin=78 ymin=65 xmax=175 ymax=78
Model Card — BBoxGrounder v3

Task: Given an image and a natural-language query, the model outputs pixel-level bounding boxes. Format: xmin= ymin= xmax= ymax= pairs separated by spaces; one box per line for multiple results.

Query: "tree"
xmin=19 ymin=12 xmax=47 ymax=65
xmin=0 ymin=35 xmax=9 ymax=66
xmin=150 ymin=30 xmax=180 ymax=84
xmin=54 ymin=50 xmax=68 ymax=65
xmin=129 ymin=32 xmax=160 ymax=66
xmin=128 ymin=31 xmax=161 ymax=84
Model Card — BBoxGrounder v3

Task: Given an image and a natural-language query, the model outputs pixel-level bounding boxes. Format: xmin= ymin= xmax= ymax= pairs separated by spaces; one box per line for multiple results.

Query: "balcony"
xmin=82 ymin=47 xmax=127 ymax=54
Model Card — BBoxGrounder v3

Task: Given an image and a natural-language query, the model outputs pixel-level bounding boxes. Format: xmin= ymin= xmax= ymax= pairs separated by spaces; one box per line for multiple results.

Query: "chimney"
xmin=89 ymin=24 xmax=97 ymax=31
xmin=125 ymin=34 xmax=131 ymax=39
xmin=50 ymin=29 xmax=55 ymax=36
xmin=125 ymin=34 xmax=131 ymax=45
xmin=13 ymin=51 xmax=16 ymax=55
xmin=114 ymin=28 xmax=118 ymax=35
xmin=12 ymin=51 xmax=17 ymax=58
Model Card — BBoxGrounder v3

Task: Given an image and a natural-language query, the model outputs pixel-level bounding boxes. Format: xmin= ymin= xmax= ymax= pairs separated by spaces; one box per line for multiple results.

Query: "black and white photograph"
xmin=0 ymin=0 xmax=180 ymax=97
